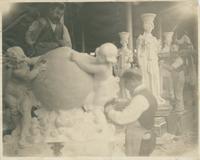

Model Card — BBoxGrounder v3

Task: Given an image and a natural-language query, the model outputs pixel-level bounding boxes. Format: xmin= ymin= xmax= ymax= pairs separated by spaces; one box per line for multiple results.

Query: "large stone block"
xmin=32 ymin=47 xmax=93 ymax=110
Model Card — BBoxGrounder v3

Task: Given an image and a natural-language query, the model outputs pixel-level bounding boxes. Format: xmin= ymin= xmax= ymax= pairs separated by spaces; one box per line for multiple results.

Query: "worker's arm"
xmin=107 ymin=95 xmax=149 ymax=125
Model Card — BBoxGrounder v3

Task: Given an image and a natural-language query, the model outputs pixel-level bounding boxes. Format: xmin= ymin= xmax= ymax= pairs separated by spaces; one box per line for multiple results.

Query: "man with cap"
xmin=162 ymin=43 xmax=186 ymax=114
xmin=25 ymin=3 xmax=72 ymax=57
xmin=105 ymin=69 xmax=157 ymax=156
xmin=136 ymin=13 xmax=166 ymax=106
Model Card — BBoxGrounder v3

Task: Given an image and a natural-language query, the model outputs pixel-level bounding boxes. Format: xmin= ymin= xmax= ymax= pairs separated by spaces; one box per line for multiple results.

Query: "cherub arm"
xmin=13 ymin=66 xmax=41 ymax=81
xmin=71 ymin=53 xmax=105 ymax=74
xmin=75 ymin=60 xmax=105 ymax=74
xmin=70 ymin=50 xmax=96 ymax=63
xmin=26 ymin=56 xmax=41 ymax=65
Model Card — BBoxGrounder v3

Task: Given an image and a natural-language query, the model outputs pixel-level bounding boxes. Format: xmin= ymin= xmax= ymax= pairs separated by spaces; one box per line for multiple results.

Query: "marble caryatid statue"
xmin=116 ymin=32 xmax=133 ymax=99
xmin=159 ymin=32 xmax=174 ymax=99
xmin=136 ymin=13 xmax=166 ymax=106
xmin=117 ymin=32 xmax=133 ymax=76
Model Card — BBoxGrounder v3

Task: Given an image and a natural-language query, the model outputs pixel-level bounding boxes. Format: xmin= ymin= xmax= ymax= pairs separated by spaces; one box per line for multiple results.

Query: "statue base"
xmin=154 ymin=102 xmax=172 ymax=137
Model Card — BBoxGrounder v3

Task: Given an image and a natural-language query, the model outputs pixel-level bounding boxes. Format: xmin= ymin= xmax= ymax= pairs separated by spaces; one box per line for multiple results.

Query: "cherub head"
xmin=95 ymin=43 xmax=118 ymax=64
xmin=6 ymin=46 xmax=29 ymax=64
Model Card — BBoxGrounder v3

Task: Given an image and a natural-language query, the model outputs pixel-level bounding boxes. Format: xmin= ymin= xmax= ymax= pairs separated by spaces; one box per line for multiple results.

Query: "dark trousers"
xmin=125 ymin=122 xmax=156 ymax=156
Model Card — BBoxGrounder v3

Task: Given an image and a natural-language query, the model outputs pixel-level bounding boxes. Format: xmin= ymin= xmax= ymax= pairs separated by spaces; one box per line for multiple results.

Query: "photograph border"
xmin=0 ymin=0 xmax=199 ymax=159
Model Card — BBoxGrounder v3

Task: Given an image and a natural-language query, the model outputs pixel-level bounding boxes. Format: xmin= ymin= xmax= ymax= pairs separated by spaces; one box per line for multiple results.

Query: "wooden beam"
xmin=126 ymin=3 xmax=133 ymax=51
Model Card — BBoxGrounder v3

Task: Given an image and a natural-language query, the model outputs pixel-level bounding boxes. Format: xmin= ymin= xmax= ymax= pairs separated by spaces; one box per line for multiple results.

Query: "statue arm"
xmin=26 ymin=56 xmax=41 ymax=65
xmin=13 ymin=67 xmax=40 ymax=81
xmin=70 ymin=49 xmax=96 ymax=63
xmin=136 ymin=36 xmax=143 ymax=57
xmin=74 ymin=59 xmax=105 ymax=74
xmin=70 ymin=49 xmax=105 ymax=74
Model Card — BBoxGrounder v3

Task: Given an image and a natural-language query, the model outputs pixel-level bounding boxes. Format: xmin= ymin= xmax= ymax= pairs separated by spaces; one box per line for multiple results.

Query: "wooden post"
xmin=126 ymin=3 xmax=133 ymax=52
xmin=81 ymin=25 xmax=85 ymax=52
xmin=159 ymin=15 xmax=162 ymax=41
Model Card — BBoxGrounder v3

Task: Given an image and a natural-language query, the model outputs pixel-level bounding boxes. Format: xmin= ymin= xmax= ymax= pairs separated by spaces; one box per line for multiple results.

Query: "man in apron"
xmin=105 ymin=70 xmax=157 ymax=156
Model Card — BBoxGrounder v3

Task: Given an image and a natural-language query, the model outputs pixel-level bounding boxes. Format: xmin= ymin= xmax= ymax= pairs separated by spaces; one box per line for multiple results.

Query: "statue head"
xmin=6 ymin=46 xmax=29 ymax=64
xmin=141 ymin=13 xmax=156 ymax=33
xmin=163 ymin=32 xmax=174 ymax=46
xmin=119 ymin=32 xmax=130 ymax=47
xmin=95 ymin=43 xmax=118 ymax=64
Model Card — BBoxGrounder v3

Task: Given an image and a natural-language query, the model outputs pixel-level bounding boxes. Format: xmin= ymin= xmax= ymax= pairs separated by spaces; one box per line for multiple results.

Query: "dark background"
xmin=2 ymin=1 xmax=198 ymax=53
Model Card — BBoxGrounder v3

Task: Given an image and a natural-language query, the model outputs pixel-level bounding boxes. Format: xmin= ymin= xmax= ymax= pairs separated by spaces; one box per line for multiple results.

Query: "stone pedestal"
xmin=154 ymin=117 xmax=167 ymax=137
xmin=154 ymin=103 xmax=172 ymax=137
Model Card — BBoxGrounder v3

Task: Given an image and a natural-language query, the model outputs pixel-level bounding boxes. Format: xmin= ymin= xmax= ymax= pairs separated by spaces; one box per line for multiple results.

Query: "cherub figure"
xmin=4 ymin=46 xmax=46 ymax=147
xmin=71 ymin=43 xmax=119 ymax=131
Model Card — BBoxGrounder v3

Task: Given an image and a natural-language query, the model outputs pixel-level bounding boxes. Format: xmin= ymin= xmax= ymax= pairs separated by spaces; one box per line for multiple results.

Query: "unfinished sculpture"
xmin=4 ymin=46 xmax=120 ymax=156
xmin=34 ymin=45 xmax=119 ymax=156
xmin=136 ymin=13 xmax=166 ymax=106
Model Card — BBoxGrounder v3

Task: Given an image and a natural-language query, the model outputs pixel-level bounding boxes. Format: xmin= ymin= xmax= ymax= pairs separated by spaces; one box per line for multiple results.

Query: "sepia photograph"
xmin=1 ymin=0 xmax=199 ymax=158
